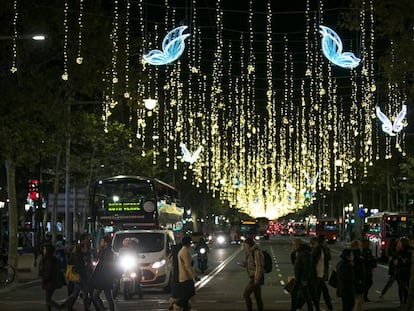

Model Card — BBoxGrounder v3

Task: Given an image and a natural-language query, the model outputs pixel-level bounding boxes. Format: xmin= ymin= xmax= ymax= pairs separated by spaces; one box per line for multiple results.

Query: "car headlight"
xmin=217 ymin=236 xmax=225 ymax=244
xmin=152 ymin=259 xmax=166 ymax=269
xmin=119 ymin=255 xmax=137 ymax=270
xmin=199 ymin=247 xmax=206 ymax=254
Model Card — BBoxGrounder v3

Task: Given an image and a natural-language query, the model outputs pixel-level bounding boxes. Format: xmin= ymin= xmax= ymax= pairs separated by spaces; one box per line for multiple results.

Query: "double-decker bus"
xmin=89 ymin=175 xmax=184 ymax=242
xmin=364 ymin=212 xmax=414 ymax=261
xmin=315 ymin=218 xmax=338 ymax=243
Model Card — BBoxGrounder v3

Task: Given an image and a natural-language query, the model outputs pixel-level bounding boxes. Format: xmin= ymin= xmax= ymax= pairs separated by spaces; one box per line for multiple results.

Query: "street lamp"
xmin=0 ymin=201 xmax=4 ymax=251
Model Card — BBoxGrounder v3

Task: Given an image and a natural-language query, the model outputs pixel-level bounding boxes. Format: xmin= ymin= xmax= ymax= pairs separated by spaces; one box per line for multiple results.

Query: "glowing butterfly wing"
xmin=375 ymin=106 xmax=395 ymax=136
xmin=392 ymin=105 xmax=407 ymax=133
xmin=180 ymin=143 xmax=192 ymax=163
xmin=189 ymin=146 xmax=203 ymax=163
xmin=319 ymin=25 xmax=360 ymax=69
xmin=335 ymin=52 xmax=361 ymax=69
xmin=143 ymin=26 xmax=190 ymax=66
xmin=286 ymin=182 xmax=296 ymax=194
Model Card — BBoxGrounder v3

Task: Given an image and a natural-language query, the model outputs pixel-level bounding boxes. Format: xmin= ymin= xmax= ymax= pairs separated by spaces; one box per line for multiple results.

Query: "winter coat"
xmin=74 ymin=250 xmax=93 ymax=284
xmin=246 ymin=244 xmax=264 ymax=283
xmin=352 ymin=249 xmax=365 ymax=295
xmin=41 ymin=255 xmax=66 ymax=291
xmin=336 ymin=258 xmax=355 ymax=298
xmin=91 ymin=246 xmax=116 ymax=290
xmin=396 ymin=249 xmax=412 ymax=282
xmin=293 ymin=244 xmax=312 ymax=283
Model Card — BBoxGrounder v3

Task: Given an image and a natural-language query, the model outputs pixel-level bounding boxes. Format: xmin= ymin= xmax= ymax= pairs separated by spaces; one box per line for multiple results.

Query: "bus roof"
xmin=98 ymin=175 xmax=178 ymax=191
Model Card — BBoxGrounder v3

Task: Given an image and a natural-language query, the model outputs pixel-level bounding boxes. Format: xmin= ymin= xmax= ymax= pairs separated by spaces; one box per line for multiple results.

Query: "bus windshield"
xmin=112 ymin=232 xmax=164 ymax=253
xmin=94 ymin=178 xmax=153 ymax=214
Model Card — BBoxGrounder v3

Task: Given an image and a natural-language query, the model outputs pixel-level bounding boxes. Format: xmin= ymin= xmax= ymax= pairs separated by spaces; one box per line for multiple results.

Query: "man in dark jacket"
xmin=361 ymin=239 xmax=376 ymax=302
xmin=41 ymin=244 xmax=65 ymax=311
xmin=351 ymin=239 xmax=365 ymax=311
xmin=91 ymin=236 xmax=116 ymax=311
xmin=310 ymin=235 xmax=333 ymax=311
xmin=290 ymin=238 xmax=314 ymax=311
xmin=337 ymin=248 xmax=355 ymax=311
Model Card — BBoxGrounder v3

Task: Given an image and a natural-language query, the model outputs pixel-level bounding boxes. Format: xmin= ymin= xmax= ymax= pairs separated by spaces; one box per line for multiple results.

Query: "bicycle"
xmin=0 ymin=254 xmax=15 ymax=286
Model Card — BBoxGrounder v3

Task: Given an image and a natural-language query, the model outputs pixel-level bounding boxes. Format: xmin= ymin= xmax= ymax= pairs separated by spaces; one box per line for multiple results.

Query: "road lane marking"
xmin=195 ymin=247 xmax=243 ymax=291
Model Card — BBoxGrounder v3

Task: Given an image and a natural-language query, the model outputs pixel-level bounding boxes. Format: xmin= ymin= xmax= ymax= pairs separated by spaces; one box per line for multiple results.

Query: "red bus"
xmin=316 ymin=218 xmax=338 ymax=243
xmin=364 ymin=212 xmax=414 ymax=261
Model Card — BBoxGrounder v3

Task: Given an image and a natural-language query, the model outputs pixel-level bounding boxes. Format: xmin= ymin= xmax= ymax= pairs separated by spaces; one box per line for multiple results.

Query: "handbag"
xmin=328 ymin=269 xmax=337 ymax=288
xmin=284 ymin=277 xmax=296 ymax=293
xmin=65 ymin=264 xmax=80 ymax=282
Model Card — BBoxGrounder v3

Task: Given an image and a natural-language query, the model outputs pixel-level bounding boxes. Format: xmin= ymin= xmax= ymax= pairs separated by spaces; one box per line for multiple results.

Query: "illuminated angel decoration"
xmin=304 ymin=172 xmax=320 ymax=199
xmin=180 ymin=143 xmax=202 ymax=164
xmin=234 ymin=173 xmax=242 ymax=187
xmin=375 ymin=105 xmax=407 ymax=136
xmin=304 ymin=171 xmax=320 ymax=187
xmin=143 ymin=26 xmax=190 ymax=66
xmin=319 ymin=25 xmax=361 ymax=69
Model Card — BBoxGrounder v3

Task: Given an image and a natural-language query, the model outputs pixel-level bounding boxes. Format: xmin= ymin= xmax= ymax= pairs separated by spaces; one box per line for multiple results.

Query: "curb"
xmin=0 ymin=279 xmax=40 ymax=294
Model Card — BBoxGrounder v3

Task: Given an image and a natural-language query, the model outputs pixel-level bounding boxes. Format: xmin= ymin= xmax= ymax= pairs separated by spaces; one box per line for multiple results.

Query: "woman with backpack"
xmin=241 ymin=237 xmax=264 ymax=311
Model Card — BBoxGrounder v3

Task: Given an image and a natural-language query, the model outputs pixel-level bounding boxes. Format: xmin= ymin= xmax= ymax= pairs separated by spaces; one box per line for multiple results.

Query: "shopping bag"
xmin=65 ymin=264 xmax=80 ymax=282
xmin=328 ymin=269 xmax=337 ymax=288
xmin=284 ymin=277 xmax=296 ymax=293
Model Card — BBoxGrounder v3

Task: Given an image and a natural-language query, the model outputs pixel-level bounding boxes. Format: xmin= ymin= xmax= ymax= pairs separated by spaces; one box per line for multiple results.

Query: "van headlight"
xmin=152 ymin=259 xmax=166 ymax=269
xmin=217 ymin=236 xmax=225 ymax=244
xmin=119 ymin=255 xmax=137 ymax=270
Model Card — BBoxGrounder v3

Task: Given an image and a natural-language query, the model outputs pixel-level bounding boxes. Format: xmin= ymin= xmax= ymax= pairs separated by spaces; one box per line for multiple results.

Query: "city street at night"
xmin=0 ymin=236 xmax=401 ymax=311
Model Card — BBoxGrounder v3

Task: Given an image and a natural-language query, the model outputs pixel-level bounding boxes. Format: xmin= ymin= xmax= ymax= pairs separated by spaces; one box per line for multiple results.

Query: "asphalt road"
xmin=0 ymin=235 xmax=402 ymax=311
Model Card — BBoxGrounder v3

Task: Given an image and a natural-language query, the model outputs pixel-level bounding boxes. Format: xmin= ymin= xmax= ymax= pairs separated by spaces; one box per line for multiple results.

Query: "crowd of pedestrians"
xmin=38 ymin=231 xmax=414 ymax=311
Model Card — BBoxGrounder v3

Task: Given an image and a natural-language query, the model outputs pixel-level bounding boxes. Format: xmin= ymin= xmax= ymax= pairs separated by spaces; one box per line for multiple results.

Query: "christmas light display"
xmin=180 ymin=143 xmax=202 ymax=164
xmin=319 ymin=25 xmax=361 ymax=69
xmin=375 ymin=105 xmax=407 ymax=136
xmin=143 ymin=26 xmax=190 ymax=65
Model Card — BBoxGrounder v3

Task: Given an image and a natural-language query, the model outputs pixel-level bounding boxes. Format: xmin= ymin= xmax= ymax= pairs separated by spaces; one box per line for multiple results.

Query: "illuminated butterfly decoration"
xmin=375 ymin=105 xmax=407 ymax=136
xmin=143 ymin=26 xmax=190 ymax=66
xmin=179 ymin=143 xmax=202 ymax=164
xmin=319 ymin=25 xmax=361 ymax=69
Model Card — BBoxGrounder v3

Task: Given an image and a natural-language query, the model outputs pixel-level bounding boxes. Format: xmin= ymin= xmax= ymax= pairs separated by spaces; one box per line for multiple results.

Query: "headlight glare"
xmin=152 ymin=259 xmax=166 ymax=269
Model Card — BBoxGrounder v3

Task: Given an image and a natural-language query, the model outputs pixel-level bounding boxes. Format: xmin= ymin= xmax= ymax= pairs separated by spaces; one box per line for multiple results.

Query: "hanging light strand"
xmin=62 ymin=0 xmax=69 ymax=80
xmin=10 ymin=0 xmax=18 ymax=73
xmin=76 ymin=0 xmax=84 ymax=65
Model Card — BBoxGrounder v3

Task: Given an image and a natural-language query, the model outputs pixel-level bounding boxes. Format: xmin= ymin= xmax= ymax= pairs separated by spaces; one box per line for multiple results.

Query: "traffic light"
xmin=350 ymin=216 xmax=356 ymax=225
xmin=28 ymin=179 xmax=40 ymax=201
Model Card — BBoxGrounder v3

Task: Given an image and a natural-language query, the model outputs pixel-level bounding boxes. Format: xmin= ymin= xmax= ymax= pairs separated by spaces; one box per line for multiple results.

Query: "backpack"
xmin=262 ymin=250 xmax=272 ymax=273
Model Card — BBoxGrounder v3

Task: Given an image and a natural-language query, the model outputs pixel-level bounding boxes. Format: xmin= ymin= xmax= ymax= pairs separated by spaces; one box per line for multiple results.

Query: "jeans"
xmin=92 ymin=288 xmax=115 ymax=311
xmin=244 ymin=278 xmax=263 ymax=311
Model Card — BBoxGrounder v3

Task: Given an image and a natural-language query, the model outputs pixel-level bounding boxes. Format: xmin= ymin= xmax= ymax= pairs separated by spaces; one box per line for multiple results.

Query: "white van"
xmin=112 ymin=229 xmax=176 ymax=292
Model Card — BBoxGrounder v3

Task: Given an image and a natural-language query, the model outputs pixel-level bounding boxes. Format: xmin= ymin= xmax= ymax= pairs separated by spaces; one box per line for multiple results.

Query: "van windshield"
xmin=113 ymin=232 xmax=164 ymax=253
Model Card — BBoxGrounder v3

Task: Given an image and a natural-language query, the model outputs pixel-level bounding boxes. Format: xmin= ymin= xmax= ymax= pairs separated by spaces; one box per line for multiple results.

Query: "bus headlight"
xmin=152 ymin=259 xmax=166 ymax=269
xmin=119 ymin=255 xmax=137 ymax=270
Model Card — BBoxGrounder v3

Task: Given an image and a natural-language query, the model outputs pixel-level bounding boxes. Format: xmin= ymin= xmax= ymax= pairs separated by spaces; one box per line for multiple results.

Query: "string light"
xmin=62 ymin=0 xmax=69 ymax=80
xmin=10 ymin=0 xmax=18 ymax=73
xmin=76 ymin=0 xmax=84 ymax=65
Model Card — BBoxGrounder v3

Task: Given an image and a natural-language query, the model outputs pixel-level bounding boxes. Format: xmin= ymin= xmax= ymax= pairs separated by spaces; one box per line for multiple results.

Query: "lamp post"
xmin=0 ymin=201 xmax=5 ymax=251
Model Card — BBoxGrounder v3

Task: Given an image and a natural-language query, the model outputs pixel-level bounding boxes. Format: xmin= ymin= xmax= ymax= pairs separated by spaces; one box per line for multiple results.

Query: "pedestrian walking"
xmin=40 ymin=244 xmax=66 ymax=311
xmin=61 ymin=242 xmax=97 ymax=311
xmin=310 ymin=235 xmax=333 ymax=311
xmin=379 ymin=238 xmax=398 ymax=299
xmin=290 ymin=238 xmax=314 ymax=311
xmin=395 ymin=237 xmax=412 ymax=308
xmin=175 ymin=236 xmax=200 ymax=311
xmin=91 ymin=235 xmax=116 ymax=311
xmin=350 ymin=239 xmax=365 ymax=311
xmin=168 ymin=242 xmax=182 ymax=310
xmin=240 ymin=237 xmax=264 ymax=311
xmin=336 ymin=248 xmax=355 ymax=311
xmin=361 ymin=239 xmax=376 ymax=302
